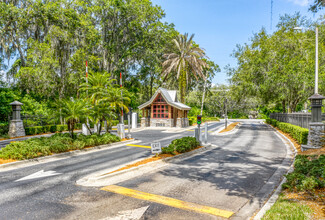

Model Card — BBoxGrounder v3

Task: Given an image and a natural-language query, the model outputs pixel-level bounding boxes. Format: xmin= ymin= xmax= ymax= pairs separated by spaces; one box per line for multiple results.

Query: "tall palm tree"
xmin=162 ymin=33 xmax=208 ymax=103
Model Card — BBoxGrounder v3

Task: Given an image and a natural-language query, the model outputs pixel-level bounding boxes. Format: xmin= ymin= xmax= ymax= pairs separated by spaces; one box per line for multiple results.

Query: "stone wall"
xmin=150 ymin=118 xmax=173 ymax=127
xmin=141 ymin=117 xmax=149 ymax=127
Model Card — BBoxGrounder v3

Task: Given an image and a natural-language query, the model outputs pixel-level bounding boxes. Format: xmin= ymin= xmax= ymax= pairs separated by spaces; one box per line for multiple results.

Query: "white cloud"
xmin=287 ymin=0 xmax=310 ymax=7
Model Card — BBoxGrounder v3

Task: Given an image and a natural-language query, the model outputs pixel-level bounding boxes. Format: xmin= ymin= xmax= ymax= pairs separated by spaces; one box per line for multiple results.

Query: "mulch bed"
xmin=219 ymin=122 xmax=240 ymax=133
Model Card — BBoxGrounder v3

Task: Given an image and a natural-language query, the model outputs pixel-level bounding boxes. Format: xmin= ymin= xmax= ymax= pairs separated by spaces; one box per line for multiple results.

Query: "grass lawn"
xmin=262 ymin=193 xmax=312 ymax=220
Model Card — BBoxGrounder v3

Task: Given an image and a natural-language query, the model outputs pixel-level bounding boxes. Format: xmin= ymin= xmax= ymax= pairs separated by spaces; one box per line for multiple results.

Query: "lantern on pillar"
xmin=309 ymin=94 xmax=325 ymax=123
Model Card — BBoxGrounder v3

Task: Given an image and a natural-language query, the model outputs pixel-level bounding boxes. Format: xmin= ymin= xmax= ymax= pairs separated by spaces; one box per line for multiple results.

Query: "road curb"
xmin=251 ymin=123 xmax=297 ymax=220
xmin=0 ymin=139 xmax=138 ymax=171
xmin=76 ymin=143 xmax=218 ymax=187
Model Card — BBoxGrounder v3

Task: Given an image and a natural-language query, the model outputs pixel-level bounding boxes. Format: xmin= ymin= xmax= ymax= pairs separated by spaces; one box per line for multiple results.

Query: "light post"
xmin=294 ymin=26 xmax=325 ymax=150
xmin=224 ymin=98 xmax=228 ymax=129
xmin=126 ymin=107 xmax=132 ymax=139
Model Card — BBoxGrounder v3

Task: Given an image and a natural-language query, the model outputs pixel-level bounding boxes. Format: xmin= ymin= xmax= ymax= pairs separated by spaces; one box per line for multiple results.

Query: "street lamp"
xmin=294 ymin=26 xmax=325 ymax=150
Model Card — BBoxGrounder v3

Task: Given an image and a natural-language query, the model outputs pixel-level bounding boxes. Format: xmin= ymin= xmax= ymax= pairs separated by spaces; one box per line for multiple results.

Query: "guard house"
xmin=139 ymin=88 xmax=191 ymax=128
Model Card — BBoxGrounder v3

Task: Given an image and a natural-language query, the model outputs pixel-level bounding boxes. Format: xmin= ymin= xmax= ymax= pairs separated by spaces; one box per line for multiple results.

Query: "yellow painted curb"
xmin=101 ymin=185 xmax=234 ymax=218
xmin=125 ymin=144 xmax=151 ymax=149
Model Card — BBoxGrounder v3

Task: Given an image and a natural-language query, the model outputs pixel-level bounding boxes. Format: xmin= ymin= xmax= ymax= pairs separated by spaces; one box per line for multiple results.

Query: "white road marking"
xmin=15 ymin=170 xmax=61 ymax=182
xmin=101 ymin=206 xmax=149 ymax=220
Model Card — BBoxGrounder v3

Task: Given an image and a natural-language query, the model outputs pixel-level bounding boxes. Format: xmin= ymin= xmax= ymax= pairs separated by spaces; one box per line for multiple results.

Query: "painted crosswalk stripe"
xmin=125 ymin=144 xmax=151 ymax=149
xmin=101 ymin=185 xmax=234 ymax=218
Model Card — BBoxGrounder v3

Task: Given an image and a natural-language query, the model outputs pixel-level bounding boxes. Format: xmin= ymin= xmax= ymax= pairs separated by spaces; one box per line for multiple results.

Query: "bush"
xmin=0 ymin=122 xmax=9 ymax=136
xmin=188 ymin=117 xmax=195 ymax=126
xmin=265 ymin=119 xmax=309 ymax=145
xmin=75 ymin=123 xmax=82 ymax=130
xmin=56 ymin=124 xmax=68 ymax=132
xmin=0 ymin=132 xmax=121 ymax=160
xmin=162 ymin=136 xmax=200 ymax=155
xmin=283 ymin=155 xmax=325 ymax=191
xmin=50 ymin=125 xmax=57 ymax=133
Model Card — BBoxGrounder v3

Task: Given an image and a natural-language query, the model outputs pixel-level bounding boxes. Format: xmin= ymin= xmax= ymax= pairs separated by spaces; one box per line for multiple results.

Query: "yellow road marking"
xmin=125 ymin=144 xmax=151 ymax=149
xmin=112 ymin=128 xmax=128 ymax=130
xmin=101 ymin=185 xmax=234 ymax=218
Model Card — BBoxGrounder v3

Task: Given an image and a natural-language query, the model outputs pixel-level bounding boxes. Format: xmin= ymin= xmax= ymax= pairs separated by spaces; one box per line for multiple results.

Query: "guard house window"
xmin=153 ymin=94 xmax=169 ymax=118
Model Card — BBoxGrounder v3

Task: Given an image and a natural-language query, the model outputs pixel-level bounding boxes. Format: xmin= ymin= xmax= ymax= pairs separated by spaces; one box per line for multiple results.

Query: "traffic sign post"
xmin=151 ymin=142 xmax=162 ymax=154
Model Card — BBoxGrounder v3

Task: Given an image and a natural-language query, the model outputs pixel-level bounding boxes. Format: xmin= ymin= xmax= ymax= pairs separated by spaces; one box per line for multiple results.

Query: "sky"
xmin=151 ymin=0 xmax=322 ymax=85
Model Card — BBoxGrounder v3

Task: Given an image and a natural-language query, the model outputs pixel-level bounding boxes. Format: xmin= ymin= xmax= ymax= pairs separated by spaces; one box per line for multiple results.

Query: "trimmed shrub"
xmin=265 ymin=119 xmax=308 ymax=145
xmin=162 ymin=136 xmax=200 ymax=154
xmin=50 ymin=125 xmax=57 ymax=133
xmin=56 ymin=124 xmax=68 ymax=132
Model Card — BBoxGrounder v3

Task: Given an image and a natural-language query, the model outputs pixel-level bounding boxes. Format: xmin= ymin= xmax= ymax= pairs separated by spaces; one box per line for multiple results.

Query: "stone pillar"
xmin=8 ymin=101 xmax=26 ymax=138
xmin=176 ymin=118 xmax=182 ymax=128
xmin=305 ymin=123 xmax=325 ymax=149
xmin=302 ymin=94 xmax=325 ymax=151
xmin=141 ymin=117 xmax=146 ymax=128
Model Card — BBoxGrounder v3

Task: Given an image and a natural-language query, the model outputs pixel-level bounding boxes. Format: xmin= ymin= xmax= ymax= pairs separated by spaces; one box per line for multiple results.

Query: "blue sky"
xmin=151 ymin=0 xmax=321 ymax=85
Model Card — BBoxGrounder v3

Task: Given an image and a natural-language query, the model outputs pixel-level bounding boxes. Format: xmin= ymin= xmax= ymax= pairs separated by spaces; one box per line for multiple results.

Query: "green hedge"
xmin=265 ymin=119 xmax=309 ymax=145
xmin=0 ymin=132 xmax=121 ymax=160
xmin=162 ymin=136 xmax=200 ymax=155
xmin=25 ymin=124 xmax=69 ymax=135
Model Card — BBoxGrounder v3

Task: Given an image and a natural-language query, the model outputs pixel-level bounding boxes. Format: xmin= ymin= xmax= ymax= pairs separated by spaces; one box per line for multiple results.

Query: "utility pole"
xmin=224 ymin=98 xmax=228 ymax=129
xmin=200 ymin=78 xmax=207 ymax=116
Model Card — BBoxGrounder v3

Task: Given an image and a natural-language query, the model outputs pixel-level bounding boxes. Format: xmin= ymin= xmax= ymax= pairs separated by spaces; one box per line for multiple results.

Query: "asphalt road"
xmin=0 ymin=122 xmax=224 ymax=220
xmin=63 ymin=121 xmax=289 ymax=220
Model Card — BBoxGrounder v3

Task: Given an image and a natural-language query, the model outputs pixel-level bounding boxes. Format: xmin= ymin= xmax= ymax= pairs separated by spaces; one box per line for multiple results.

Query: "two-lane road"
xmin=0 ymin=122 xmax=222 ymax=220
xmin=0 ymin=121 xmax=291 ymax=220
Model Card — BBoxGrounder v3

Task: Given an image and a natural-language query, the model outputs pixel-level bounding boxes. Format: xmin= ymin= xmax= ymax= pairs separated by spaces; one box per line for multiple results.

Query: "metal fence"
xmin=8 ymin=114 xmax=58 ymax=128
xmin=269 ymin=113 xmax=325 ymax=129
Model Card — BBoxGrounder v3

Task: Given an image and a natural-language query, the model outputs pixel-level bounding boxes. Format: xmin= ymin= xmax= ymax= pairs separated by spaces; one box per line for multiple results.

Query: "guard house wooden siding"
xmin=138 ymin=88 xmax=191 ymax=128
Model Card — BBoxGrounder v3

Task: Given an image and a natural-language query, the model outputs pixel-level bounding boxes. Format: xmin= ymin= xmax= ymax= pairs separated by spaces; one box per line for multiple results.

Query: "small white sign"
xmin=151 ymin=142 xmax=162 ymax=154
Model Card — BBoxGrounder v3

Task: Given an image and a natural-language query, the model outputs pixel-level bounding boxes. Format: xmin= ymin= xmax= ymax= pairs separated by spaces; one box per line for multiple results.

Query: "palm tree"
xmin=79 ymin=71 xmax=130 ymax=133
xmin=162 ymin=33 xmax=208 ymax=103
xmin=60 ymin=98 xmax=87 ymax=138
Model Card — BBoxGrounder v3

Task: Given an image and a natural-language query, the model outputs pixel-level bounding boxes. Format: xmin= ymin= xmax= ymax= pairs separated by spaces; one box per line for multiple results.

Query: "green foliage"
xmin=0 ymin=88 xmax=20 ymax=122
xmin=228 ymin=13 xmax=319 ymax=113
xmin=56 ymin=125 xmax=68 ymax=132
xmin=162 ymin=137 xmax=200 ymax=154
xmin=0 ymin=122 xmax=9 ymax=136
xmin=0 ymin=133 xmax=121 ymax=160
xmin=283 ymin=155 xmax=325 ymax=191
xmin=265 ymin=119 xmax=309 ymax=145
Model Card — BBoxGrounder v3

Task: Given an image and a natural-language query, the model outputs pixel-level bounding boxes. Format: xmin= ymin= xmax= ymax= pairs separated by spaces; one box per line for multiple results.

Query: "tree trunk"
xmin=282 ymin=100 xmax=286 ymax=113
